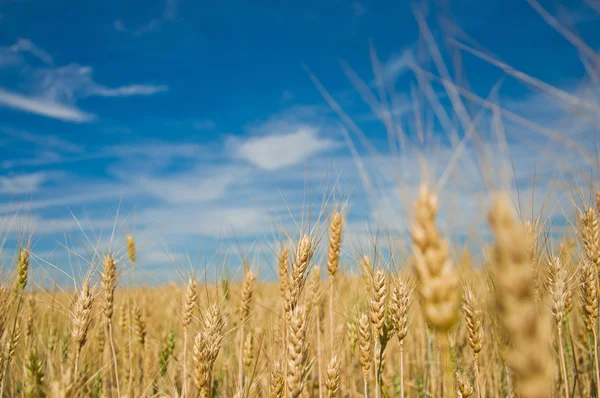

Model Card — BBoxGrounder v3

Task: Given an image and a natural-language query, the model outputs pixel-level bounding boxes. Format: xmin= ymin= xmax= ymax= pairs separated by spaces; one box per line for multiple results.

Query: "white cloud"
xmin=0 ymin=87 xmax=95 ymax=122
xmin=0 ymin=185 xmax=134 ymax=214
xmin=0 ymin=38 xmax=53 ymax=67
xmin=0 ymin=42 xmax=168 ymax=122
xmin=102 ymin=141 xmax=202 ymax=159
xmin=0 ymin=172 xmax=51 ymax=194
xmin=137 ymin=205 xmax=270 ymax=238
xmin=132 ymin=168 xmax=246 ymax=204
xmin=32 ymin=64 xmax=167 ymax=102
xmin=115 ymin=0 xmax=179 ymax=37
xmin=232 ymin=127 xmax=340 ymax=170
xmin=91 ymin=84 xmax=168 ymax=97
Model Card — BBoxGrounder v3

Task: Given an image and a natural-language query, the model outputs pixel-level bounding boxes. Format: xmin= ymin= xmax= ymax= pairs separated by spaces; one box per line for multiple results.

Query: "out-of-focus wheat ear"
xmin=7 ymin=319 xmax=21 ymax=361
xmin=547 ymin=256 xmax=569 ymax=398
xmin=325 ymin=354 xmax=341 ymax=398
xmin=100 ymin=253 xmax=120 ymax=396
xmin=71 ymin=277 xmax=93 ymax=379
xmin=71 ymin=279 xmax=93 ymax=349
xmin=306 ymin=266 xmax=322 ymax=321
xmin=243 ymin=332 xmax=254 ymax=368
xmin=307 ymin=266 xmax=324 ymax=397
xmin=462 ymin=286 xmax=483 ymax=358
xmin=370 ymin=269 xmax=387 ymax=398
xmin=133 ymin=304 xmax=146 ymax=346
xmin=580 ymin=258 xmax=600 ymax=392
xmin=596 ymin=189 xmax=600 ymax=216
xmin=287 ymin=305 xmax=308 ymax=398
xmin=548 ymin=257 xmax=568 ymax=325
xmin=270 ymin=361 xmax=285 ymax=398
xmin=119 ymin=304 xmax=128 ymax=336
xmin=240 ymin=270 xmax=256 ymax=325
xmin=16 ymin=247 xmax=29 ymax=292
xmin=1 ymin=246 xmax=26 ymax=398
xmin=181 ymin=276 xmax=197 ymax=397
xmin=579 ymin=207 xmax=600 ymax=269
xmin=579 ymin=258 xmax=598 ymax=332
xmin=370 ymin=270 xmax=387 ymax=338
xmin=238 ymin=269 xmax=256 ymax=392
xmin=346 ymin=318 xmax=358 ymax=356
xmin=411 ymin=185 xmax=458 ymax=398
xmin=0 ymin=287 xmax=7 ymax=338
xmin=193 ymin=304 xmax=225 ymax=398
xmin=579 ymin=257 xmax=600 ymax=392
xmin=391 ymin=277 xmax=410 ymax=344
xmin=183 ymin=277 xmax=197 ymax=328
xmin=390 ymin=276 xmax=410 ymax=398
xmin=456 ymin=371 xmax=473 ymax=398
xmin=358 ymin=313 xmax=372 ymax=384
xmin=23 ymin=346 xmax=44 ymax=397
xmin=557 ymin=239 xmax=575 ymax=315
xmin=278 ymin=246 xmax=290 ymax=303
xmin=327 ymin=212 xmax=343 ymax=352
xmin=192 ymin=331 xmax=210 ymax=396
xmin=462 ymin=285 xmax=483 ymax=398
xmin=25 ymin=294 xmax=34 ymax=345
xmin=410 ymin=185 xmax=459 ymax=331
xmin=290 ymin=236 xmax=312 ymax=302
xmin=101 ymin=254 xmax=117 ymax=322
xmin=327 ymin=212 xmax=343 ymax=280
xmin=96 ymin=321 xmax=105 ymax=358
xmin=488 ymin=194 xmax=554 ymax=398
xmin=126 ymin=235 xmax=136 ymax=266
xmin=284 ymin=236 xmax=312 ymax=324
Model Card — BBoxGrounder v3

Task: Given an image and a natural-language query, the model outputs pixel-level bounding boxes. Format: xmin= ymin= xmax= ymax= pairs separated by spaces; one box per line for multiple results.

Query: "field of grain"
xmin=1 ymin=2 xmax=600 ymax=398
xmin=0 ymin=185 xmax=599 ymax=397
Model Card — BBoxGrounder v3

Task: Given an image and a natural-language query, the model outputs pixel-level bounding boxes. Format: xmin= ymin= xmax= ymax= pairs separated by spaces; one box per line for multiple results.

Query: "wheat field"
xmin=1 ymin=185 xmax=600 ymax=398
xmin=1 ymin=2 xmax=600 ymax=398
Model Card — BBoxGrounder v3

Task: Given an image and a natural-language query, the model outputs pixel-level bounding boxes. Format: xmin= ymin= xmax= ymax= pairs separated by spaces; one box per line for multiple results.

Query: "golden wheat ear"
xmin=488 ymin=195 xmax=554 ymax=398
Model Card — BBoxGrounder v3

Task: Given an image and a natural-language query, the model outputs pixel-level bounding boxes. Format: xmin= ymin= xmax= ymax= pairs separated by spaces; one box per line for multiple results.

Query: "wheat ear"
xmin=488 ymin=195 xmax=553 ymax=398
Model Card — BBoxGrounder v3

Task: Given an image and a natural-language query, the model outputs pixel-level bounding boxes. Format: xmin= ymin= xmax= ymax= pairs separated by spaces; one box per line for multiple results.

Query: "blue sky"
xmin=0 ymin=0 xmax=598 ymax=286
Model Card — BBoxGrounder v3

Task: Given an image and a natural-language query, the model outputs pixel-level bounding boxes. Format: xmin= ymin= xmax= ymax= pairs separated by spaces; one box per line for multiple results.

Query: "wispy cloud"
xmin=0 ymin=127 xmax=84 ymax=153
xmin=125 ymin=167 xmax=247 ymax=204
xmin=0 ymin=38 xmax=53 ymax=67
xmin=114 ymin=0 xmax=179 ymax=37
xmin=0 ymin=172 xmax=53 ymax=195
xmin=0 ymin=87 xmax=95 ymax=122
xmin=91 ymin=84 xmax=168 ymax=97
xmin=0 ymin=42 xmax=168 ymax=122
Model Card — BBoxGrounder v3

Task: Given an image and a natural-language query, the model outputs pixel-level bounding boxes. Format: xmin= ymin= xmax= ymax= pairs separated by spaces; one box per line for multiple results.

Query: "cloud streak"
xmin=0 ymin=38 xmax=53 ymax=67
xmin=0 ymin=42 xmax=168 ymax=122
xmin=0 ymin=87 xmax=95 ymax=122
